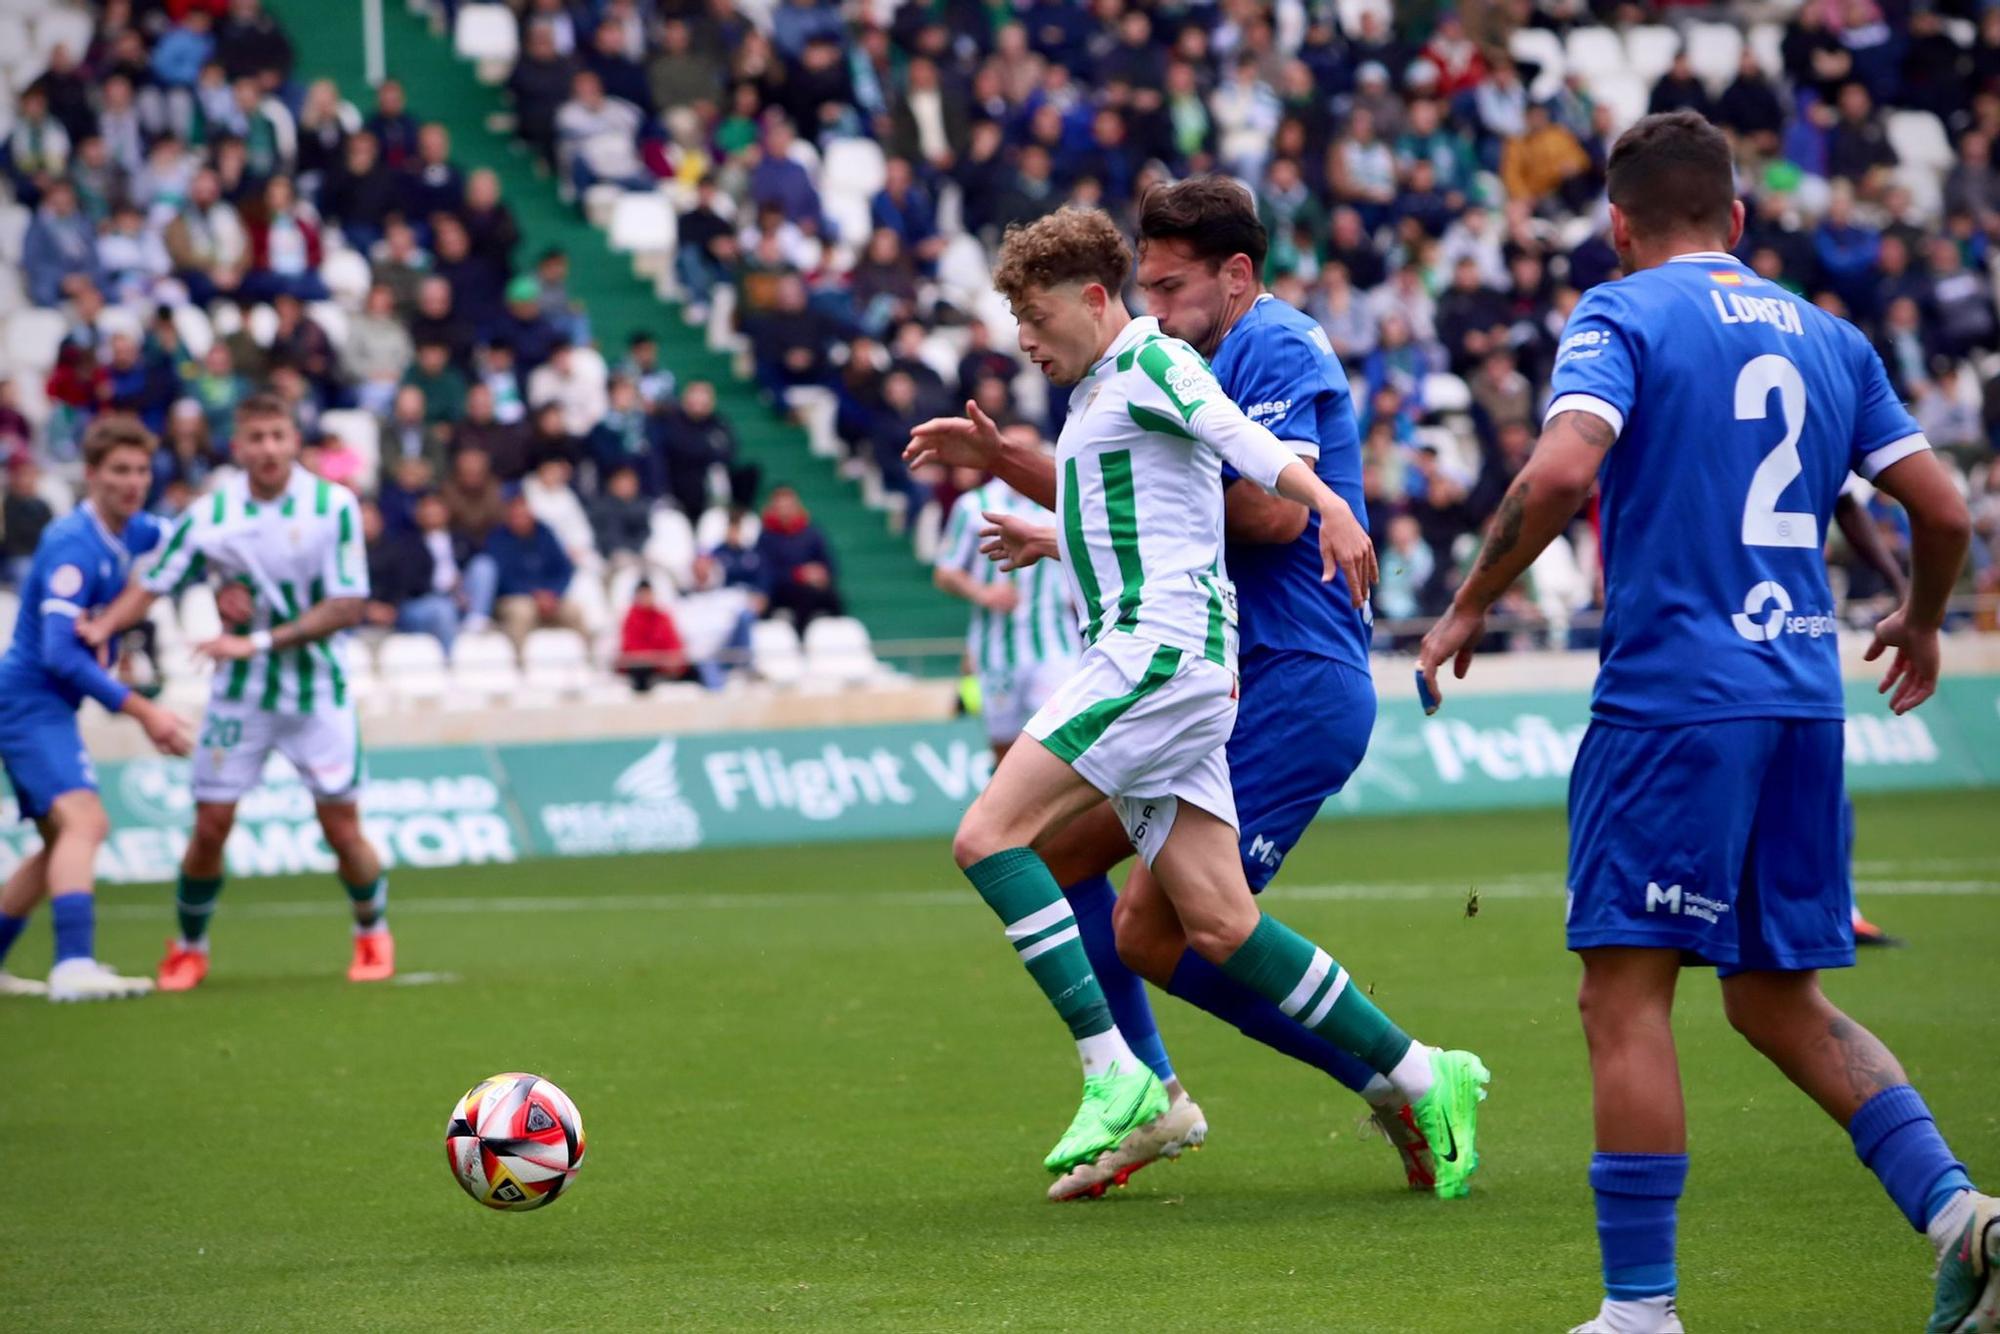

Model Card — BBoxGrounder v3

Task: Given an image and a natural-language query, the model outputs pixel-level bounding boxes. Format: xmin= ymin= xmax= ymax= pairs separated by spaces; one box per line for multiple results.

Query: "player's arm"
xmin=1834 ymin=487 xmax=1908 ymax=601
xmin=904 ymin=401 xmax=1057 ymax=510
xmin=1861 ymin=449 xmax=1972 ymax=714
xmin=39 ymin=592 xmax=191 ymax=755
xmin=200 ymin=495 xmax=369 ymax=661
xmin=1224 ymin=466 xmax=1311 ymax=545
xmin=1416 ymin=410 xmax=1613 ymax=699
xmin=83 ymin=508 xmax=203 ymax=647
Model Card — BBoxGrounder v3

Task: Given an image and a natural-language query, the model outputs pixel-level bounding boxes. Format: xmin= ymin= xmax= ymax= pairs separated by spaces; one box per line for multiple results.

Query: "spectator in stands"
xmin=461 ymin=169 xmax=522 ymax=275
xmin=647 ymin=17 xmax=719 ymax=118
xmin=404 ymin=339 xmax=469 ymax=431
xmin=362 ymin=76 xmax=419 ymax=170
xmin=381 ymin=383 xmax=449 ymax=478
xmin=1501 ymin=102 xmax=1593 ymax=213
xmin=404 ymin=123 xmax=466 ymax=223
xmin=890 ymin=55 xmax=969 ymax=172
xmin=457 ymin=381 xmax=534 ymax=479
xmin=616 ymin=581 xmax=697 ymax=691
xmin=1374 ymin=512 xmax=1437 ymax=635
xmin=318 ymin=132 xmax=396 ymax=253
xmin=487 ymin=490 xmax=588 ymax=645
xmin=588 ymin=376 xmax=659 ymax=495
xmin=1649 ymin=52 xmax=1716 ymax=121
xmin=1928 ymin=235 xmax=2000 ymax=356
xmin=344 ymin=284 xmax=415 ymax=415
xmin=589 ymin=464 xmax=653 ymax=566
xmin=748 ymin=115 xmax=824 ymax=230
xmin=511 ymin=22 xmax=581 ymax=166
xmin=1719 ymin=47 xmax=1787 ymax=159
xmin=707 ymin=506 xmax=766 ymax=604
xmin=217 ymin=0 xmax=294 ymax=84
xmin=524 ymin=454 xmax=601 ymax=574
xmin=585 ymin=13 xmax=654 ymax=114
xmin=1828 ymin=80 xmax=1899 ymax=196
xmin=872 ymin=157 xmax=943 ymax=270
xmin=486 ymin=276 xmax=566 ymax=376
xmin=268 ymin=293 xmax=338 ymax=394
xmin=655 ymin=379 xmax=758 ymax=519
xmin=746 ymin=275 xmax=838 ymax=404
xmin=431 ymin=216 xmax=505 ymax=329
xmin=2 ymin=459 xmax=54 ymax=588
xmin=526 ymin=341 xmax=609 ymax=440
xmin=674 ymin=176 xmax=738 ymax=318
xmin=756 ymin=485 xmax=841 ymax=627
xmin=23 ymin=181 xmax=103 ymax=308
xmin=364 ymin=497 xmax=450 ymax=649
xmin=443 ymin=446 xmax=506 ymax=545
xmin=410 ymin=276 xmax=478 ymax=371
xmin=102 ymin=331 xmax=181 ymax=435
xmin=1916 ymin=356 xmax=1986 ymax=452
xmin=370 ymin=219 xmax=432 ymax=318
xmin=242 ymin=175 xmax=328 ymax=300
xmin=557 ymin=69 xmax=650 ymax=195
xmin=620 ymin=333 xmax=676 ymax=412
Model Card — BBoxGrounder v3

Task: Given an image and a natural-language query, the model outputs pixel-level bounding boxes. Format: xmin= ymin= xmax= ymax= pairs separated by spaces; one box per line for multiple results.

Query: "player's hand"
xmin=1863 ymin=605 xmax=1941 ymax=715
xmin=1416 ymin=602 xmax=1488 ymax=707
xmin=215 ymin=581 xmax=255 ymax=626
xmin=979 ymin=582 xmax=1021 ymax=614
xmin=1316 ymin=496 xmax=1377 ymax=607
xmin=141 ymin=704 xmax=194 ymax=758
xmin=978 ymin=512 xmax=1058 ymax=572
xmin=905 ymin=400 xmax=1004 ymax=472
xmin=74 ymin=612 xmax=116 ymax=651
xmin=195 ymin=633 xmax=257 ymax=663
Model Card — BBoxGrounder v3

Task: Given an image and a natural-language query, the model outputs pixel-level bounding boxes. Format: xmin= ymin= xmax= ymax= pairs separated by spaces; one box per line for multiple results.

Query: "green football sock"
xmin=1221 ymin=913 xmax=1413 ymax=1074
xmin=175 ymin=874 xmax=224 ymax=945
xmin=964 ymin=848 xmax=1113 ymax=1041
xmin=343 ymin=874 xmax=388 ymax=929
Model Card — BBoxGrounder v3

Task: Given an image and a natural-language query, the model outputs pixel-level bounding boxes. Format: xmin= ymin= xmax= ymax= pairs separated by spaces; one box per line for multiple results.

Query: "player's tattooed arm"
xmin=1455 ymin=410 xmax=1612 ymax=610
xmin=268 ymin=596 xmax=366 ymax=651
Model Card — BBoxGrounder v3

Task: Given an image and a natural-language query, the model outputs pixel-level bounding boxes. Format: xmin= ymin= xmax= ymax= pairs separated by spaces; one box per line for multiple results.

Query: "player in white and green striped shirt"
xmin=85 ymin=395 xmax=392 ymax=990
xmin=910 ymin=209 xmax=1485 ymax=1191
xmin=932 ymin=455 xmax=1080 ymax=756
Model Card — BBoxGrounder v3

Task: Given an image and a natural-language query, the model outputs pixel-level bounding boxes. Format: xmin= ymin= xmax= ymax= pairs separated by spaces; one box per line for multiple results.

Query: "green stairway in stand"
xmin=266 ymin=0 xmax=962 ymax=655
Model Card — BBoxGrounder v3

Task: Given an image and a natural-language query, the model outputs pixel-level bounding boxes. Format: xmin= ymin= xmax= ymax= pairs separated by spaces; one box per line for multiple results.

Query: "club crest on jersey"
xmin=48 ymin=564 xmax=83 ymax=597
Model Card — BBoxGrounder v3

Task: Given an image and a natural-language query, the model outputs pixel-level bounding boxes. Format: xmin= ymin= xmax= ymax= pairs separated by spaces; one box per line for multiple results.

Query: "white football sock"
xmin=1596 ymin=1295 xmax=1679 ymax=1333
xmin=1388 ymin=1041 xmax=1437 ymax=1104
xmin=1076 ymin=1028 xmax=1141 ymax=1079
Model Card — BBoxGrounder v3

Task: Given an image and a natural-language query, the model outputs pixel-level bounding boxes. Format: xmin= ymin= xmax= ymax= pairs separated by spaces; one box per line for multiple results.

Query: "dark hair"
xmin=83 ymin=415 xmax=157 ymax=467
xmin=1137 ymin=176 xmax=1269 ymax=273
xmin=1606 ymin=110 xmax=1736 ymax=244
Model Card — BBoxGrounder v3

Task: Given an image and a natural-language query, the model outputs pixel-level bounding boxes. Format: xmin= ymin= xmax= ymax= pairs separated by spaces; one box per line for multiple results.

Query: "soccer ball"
xmin=445 ymin=1072 xmax=586 ymax=1211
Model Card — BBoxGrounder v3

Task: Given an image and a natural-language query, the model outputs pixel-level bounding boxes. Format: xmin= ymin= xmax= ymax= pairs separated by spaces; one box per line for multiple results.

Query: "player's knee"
xmin=51 ymin=798 xmax=110 ymax=846
xmin=951 ymin=814 xmax=1001 ymax=871
xmin=189 ymin=808 xmax=235 ymax=854
xmin=1111 ymin=900 xmax=1182 ymax=985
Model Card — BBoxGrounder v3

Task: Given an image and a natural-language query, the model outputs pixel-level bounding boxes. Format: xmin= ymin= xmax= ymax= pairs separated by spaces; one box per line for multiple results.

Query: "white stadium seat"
xmin=1748 ymin=22 xmax=1785 ymax=78
xmin=1590 ymin=72 xmax=1651 ymax=133
xmin=317 ymin=409 xmax=380 ymax=495
xmin=607 ymin=192 xmax=678 ymax=282
xmin=377 ymin=633 xmax=451 ymax=704
xmin=1886 ymin=110 xmax=1955 ymax=174
xmin=1508 ymin=27 xmax=1567 ymax=102
xmin=6 ymin=308 xmax=68 ymax=372
xmin=449 ymin=631 xmax=522 ymax=703
xmin=0 ymin=202 xmax=29 ymax=263
xmin=1622 ymin=25 xmax=1680 ymax=84
xmin=750 ymin=619 xmax=804 ymax=686
xmin=522 ymin=628 xmax=592 ymax=695
xmin=307 ymin=300 xmax=349 ymax=351
xmin=694 ymin=505 xmax=755 ymax=552
xmin=802 ymin=616 xmax=881 ymax=685
xmin=1564 ymin=26 xmax=1628 ymax=84
xmin=30 ymin=8 xmax=93 ymax=66
xmin=1685 ymin=22 xmax=1744 ymax=92
xmin=454 ymin=3 xmax=519 ymax=78
xmin=644 ymin=506 xmax=697 ymax=590
xmin=1422 ymin=372 xmax=1473 ymax=414
xmin=320 ymin=249 xmax=373 ymax=310
xmin=820 ymin=138 xmax=888 ymax=201
xmin=171 ymin=303 xmax=215 ymax=360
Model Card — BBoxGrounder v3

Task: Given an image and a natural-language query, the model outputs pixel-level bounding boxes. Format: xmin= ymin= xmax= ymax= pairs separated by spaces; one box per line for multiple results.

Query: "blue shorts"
xmin=1229 ymin=651 xmax=1376 ymax=891
xmin=0 ymin=705 xmax=96 ymax=823
xmin=1567 ymin=718 xmax=1853 ymax=976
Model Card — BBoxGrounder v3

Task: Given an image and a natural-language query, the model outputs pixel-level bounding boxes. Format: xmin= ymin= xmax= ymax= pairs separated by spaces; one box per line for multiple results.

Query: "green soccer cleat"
xmin=1043 ymin=1063 xmax=1169 ymax=1175
xmin=1411 ymin=1048 xmax=1490 ymax=1199
xmin=1930 ymin=1192 xmax=2000 ymax=1333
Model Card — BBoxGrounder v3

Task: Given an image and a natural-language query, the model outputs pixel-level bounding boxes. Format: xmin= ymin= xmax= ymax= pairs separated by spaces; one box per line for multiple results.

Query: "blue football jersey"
xmin=1546 ymin=251 xmax=1926 ymax=725
xmin=0 ymin=504 xmax=163 ymax=715
xmin=1209 ymin=294 xmax=1372 ymax=672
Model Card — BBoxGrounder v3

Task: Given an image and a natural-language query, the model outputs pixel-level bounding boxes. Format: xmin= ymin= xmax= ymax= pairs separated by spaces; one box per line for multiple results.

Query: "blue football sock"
xmin=1166 ymin=949 xmax=1377 ymax=1096
xmin=0 ymin=911 xmax=27 ymax=968
xmin=1064 ymin=876 xmax=1173 ymax=1083
xmin=1850 ymin=1085 xmax=1974 ymax=1230
xmin=50 ymin=892 xmax=94 ymax=965
xmin=1591 ymin=1152 xmax=1688 ymax=1301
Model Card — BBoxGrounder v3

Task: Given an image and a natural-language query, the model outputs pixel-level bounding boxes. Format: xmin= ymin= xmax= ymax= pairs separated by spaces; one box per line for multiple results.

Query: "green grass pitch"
xmin=5 ymin=790 xmax=1996 ymax=1331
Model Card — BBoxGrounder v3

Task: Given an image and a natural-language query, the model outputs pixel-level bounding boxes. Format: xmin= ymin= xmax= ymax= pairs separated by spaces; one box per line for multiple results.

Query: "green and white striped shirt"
xmin=934 ymin=480 xmax=1081 ymax=680
xmin=142 ymin=467 xmax=369 ymax=714
xmin=1052 ymin=317 xmax=1301 ymax=674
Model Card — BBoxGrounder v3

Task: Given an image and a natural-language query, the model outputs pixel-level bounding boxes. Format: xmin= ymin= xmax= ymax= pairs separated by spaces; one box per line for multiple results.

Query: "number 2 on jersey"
xmin=1734 ymin=354 xmax=1819 ymax=550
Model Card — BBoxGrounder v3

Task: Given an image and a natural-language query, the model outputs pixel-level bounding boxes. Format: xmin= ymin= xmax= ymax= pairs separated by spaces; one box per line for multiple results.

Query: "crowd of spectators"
xmin=0 ymin=0 xmax=859 ymax=689
xmin=469 ymin=0 xmax=2000 ymax=640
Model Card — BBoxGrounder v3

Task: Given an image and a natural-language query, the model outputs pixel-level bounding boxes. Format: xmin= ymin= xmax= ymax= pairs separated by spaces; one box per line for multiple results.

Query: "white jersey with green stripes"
xmin=141 ymin=466 xmax=369 ymax=714
xmin=934 ymin=480 xmax=1081 ymax=679
xmin=1054 ymin=316 xmax=1299 ymax=674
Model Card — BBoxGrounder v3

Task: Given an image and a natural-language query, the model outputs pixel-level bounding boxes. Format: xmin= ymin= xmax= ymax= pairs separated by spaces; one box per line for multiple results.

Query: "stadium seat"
xmin=0 ymin=20 xmax=31 ymax=81
xmin=802 ymin=616 xmax=881 ymax=686
xmin=1887 ymin=110 xmax=1955 ymax=174
xmin=170 ymin=303 xmax=215 ymax=360
xmin=1590 ymin=72 xmax=1651 ymax=133
xmin=750 ymin=619 xmax=805 ymax=686
xmin=1422 ymin=372 xmax=1473 ymax=414
xmin=449 ymin=631 xmax=522 ymax=704
xmin=6 ymin=308 xmax=68 ymax=372
xmin=31 ymin=8 xmax=94 ymax=66
xmin=1564 ymin=26 xmax=1628 ymax=84
xmin=246 ymin=303 xmax=279 ymax=347
xmin=937 ymin=234 xmax=992 ymax=308
xmin=1622 ymin=25 xmax=1679 ymax=84
xmin=308 ymin=300 xmax=349 ymax=351
xmin=1508 ymin=27 xmax=1567 ymax=101
xmin=822 ymin=192 xmax=873 ymax=249
xmin=0 ymin=590 xmax=17 ymax=644
xmin=522 ymin=628 xmax=593 ymax=695
xmin=1748 ymin=22 xmax=1785 ymax=77
xmin=821 ymin=138 xmax=888 ymax=201
xmin=377 ymin=633 xmax=451 ymax=704
xmin=0 ymin=202 xmax=28 ymax=263
xmin=1686 ymin=22 xmax=1743 ymax=91
xmin=453 ymin=2 xmax=519 ymax=83
xmin=694 ymin=505 xmax=754 ymax=551
xmin=317 ymin=409 xmax=380 ymax=494
xmin=607 ymin=192 xmax=678 ymax=283
xmin=320 ymin=249 xmax=373 ymax=310
xmin=0 ymin=267 xmax=24 ymax=321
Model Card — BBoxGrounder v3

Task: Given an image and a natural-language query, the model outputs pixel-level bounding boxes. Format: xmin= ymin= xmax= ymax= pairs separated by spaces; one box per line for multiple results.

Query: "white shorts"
xmin=192 ymin=699 xmax=364 ymax=805
xmin=1024 ymin=632 xmax=1237 ymax=867
xmin=981 ymin=656 xmax=1078 ymax=745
